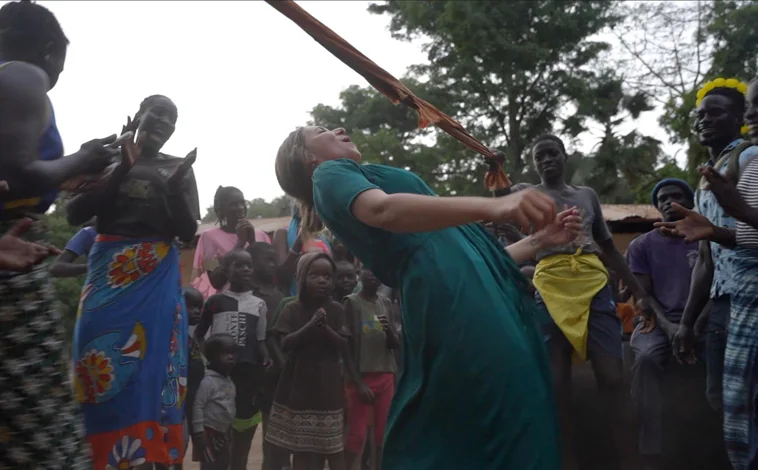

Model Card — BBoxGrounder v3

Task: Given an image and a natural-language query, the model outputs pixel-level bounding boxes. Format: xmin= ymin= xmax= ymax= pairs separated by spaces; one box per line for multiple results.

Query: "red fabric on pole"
xmin=265 ymin=0 xmax=511 ymax=191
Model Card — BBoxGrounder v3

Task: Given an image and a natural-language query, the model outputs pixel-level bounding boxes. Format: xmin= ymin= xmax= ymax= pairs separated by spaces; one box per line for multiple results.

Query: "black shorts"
xmin=230 ymin=362 xmax=264 ymax=419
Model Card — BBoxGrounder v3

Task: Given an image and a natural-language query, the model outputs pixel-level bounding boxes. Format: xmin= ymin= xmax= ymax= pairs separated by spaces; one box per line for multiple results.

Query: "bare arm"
xmin=66 ymin=166 xmax=129 ymax=226
xmin=351 ymin=189 xmax=494 ymax=233
xmin=49 ymin=250 xmax=87 ymax=278
xmin=506 ymin=235 xmax=545 ymax=264
xmin=635 ymin=273 xmax=674 ymax=331
xmin=679 ymin=241 xmax=714 ymax=329
xmin=273 ymin=228 xmax=302 ymax=292
xmin=256 ymin=340 xmax=270 ymax=365
xmin=166 ymin=191 xmax=198 ymax=242
xmin=266 ymin=334 xmax=286 ymax=368
xmin=598 ymin=239 xmax=648 ymax=302
xmin=0 ymin=63 xmax=94 ymax=195
xmin=193 ymin=300 xmax=214 ymax=354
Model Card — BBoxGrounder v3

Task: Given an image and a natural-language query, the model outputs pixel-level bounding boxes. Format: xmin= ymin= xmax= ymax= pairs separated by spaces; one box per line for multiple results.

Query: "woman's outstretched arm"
xmin=505 ymin=207 xmax=582 ymax=264
xmin=351 ymin=188 xmax=556 ymax=234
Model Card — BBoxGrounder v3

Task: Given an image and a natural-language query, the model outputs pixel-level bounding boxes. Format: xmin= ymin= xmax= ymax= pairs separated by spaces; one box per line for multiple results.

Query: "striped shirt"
xmin=736 ymin=157 xmax=758 ymax=247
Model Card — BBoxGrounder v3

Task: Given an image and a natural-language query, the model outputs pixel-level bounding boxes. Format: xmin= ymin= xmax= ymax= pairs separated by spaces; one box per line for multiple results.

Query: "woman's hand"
xmin=236 ymin=219 xmax=255 ymax=246
xmin=118 ymin=115 xmax=146 ymax=172
xmin=654 ymin=203 xmax=716 ymax=243
xmin=488 ymin=188 xmax=556 ymax=234
xmin=699 ymin=166 xmax=753 ymax=222
xmin=533 ymin=206 xmax=582 ymax=249
xmin=0 ymin=219 xmax=60 ymax=271
xmin=166 ymin=148 xmax=197 ymax=193
xmin=60 ymin=136 xmax=123 ymax=193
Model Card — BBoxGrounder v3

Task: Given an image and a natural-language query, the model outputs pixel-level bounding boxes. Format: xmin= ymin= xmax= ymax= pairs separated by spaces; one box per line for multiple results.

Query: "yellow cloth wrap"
xmin=233 ymin=411 xmax=262 ymax=432
xmin=533 ymin=249 xmax=609 ymax=363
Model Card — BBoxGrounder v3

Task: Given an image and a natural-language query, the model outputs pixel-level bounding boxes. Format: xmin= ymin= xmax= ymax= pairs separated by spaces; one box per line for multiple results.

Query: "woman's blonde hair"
xmin=275 ymin=128 xmax=324 ymax=239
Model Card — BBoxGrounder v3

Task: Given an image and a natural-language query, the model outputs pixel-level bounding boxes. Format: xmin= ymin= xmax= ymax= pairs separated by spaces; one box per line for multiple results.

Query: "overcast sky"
xmin=41 ymin=1 xmax=671 ymax=214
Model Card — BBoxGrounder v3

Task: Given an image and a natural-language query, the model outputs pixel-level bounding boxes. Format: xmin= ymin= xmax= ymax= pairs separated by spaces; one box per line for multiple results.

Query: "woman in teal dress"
xmin=274 ymin=126 xmax=581 ymax=470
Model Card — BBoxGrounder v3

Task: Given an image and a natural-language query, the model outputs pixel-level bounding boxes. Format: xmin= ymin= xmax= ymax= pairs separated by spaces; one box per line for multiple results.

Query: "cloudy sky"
xmin=42 ymin=1 xmax=669 ymax=215
xmin=42 ymin=1 xmax=424 ymax=213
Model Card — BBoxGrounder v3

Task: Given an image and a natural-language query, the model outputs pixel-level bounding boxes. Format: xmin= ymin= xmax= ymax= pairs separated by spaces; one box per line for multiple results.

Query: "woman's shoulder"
xmin=316 ymin=159 xmax=401 ymax=178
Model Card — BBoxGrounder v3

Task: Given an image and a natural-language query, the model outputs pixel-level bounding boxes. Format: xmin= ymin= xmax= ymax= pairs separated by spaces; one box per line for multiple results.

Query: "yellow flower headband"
xmin=696 ymin=77 xmax=749 ymax=135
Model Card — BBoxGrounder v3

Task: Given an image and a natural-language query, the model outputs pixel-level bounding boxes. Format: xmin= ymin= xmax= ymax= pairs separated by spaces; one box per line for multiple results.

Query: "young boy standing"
xmin=194 ymin=249 xmax=271 ymax=470
xmin=343 ymin=267 xmax=400 ymax=470
xmin=185 ymin=287 xmax=206 ymax=457
xmin=247 ymin=242 xmax=287 ymax=470
xmin=193 ymin=333 xmax=237 ymax=470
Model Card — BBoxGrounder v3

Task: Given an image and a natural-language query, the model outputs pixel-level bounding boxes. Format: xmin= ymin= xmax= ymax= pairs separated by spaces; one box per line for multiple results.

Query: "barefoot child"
xmin=193 ymin=334 xmax=237 ymax=470
xmin=194 ymin=249 xmax=272 ymax=470
xmin=247 ymin=242 xmax=287 ymax=470
xmin=185 ymin=287 xmax=206 ymax=457
xmin=266 ymin=252 xmax=354 ymax=470
xmin=343 ymin=267 xmax=400 ymax=470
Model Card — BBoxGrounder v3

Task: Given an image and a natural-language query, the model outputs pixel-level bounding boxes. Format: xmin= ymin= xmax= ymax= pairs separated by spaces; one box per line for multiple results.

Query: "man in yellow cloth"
xmin=529 ymin=135 xmax=654 ymax=470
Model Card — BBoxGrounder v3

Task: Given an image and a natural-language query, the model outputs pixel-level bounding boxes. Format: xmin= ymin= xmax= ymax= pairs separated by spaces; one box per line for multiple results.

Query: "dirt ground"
xmin=185 ymin=344 xmax=730 ymax=470
xmin=184 ymin=430 xmax=264 ymax=469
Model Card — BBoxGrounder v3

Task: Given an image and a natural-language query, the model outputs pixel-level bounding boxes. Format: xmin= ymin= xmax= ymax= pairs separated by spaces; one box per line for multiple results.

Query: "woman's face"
xmin=137 ymin=96 xmax=178 ymax=153
xmin=223 ymin=190 xmax=247 ymax=224
xmin=302 ymin=127 xmax=361 ymax=166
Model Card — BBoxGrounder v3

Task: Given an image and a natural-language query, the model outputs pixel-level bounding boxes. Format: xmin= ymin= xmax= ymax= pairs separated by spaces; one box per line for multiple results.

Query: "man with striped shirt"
xmin=657 ymin=78 xmax=758 ymax=469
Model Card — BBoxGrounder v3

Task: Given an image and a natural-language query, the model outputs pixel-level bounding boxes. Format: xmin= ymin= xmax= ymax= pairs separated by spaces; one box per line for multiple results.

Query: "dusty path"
xmin=184 ymin=430 xmax=264 ymax=470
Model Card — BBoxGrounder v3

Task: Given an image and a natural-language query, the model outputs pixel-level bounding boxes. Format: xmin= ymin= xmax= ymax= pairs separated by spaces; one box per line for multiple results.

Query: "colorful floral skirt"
xmin=0 ymin=220 xmax=89 ymax=469
xmin=73 ymin=236 xmax=187 ymax=469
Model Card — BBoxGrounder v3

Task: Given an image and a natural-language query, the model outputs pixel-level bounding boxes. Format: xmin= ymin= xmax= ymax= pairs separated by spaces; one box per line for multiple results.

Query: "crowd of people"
xmin=5 ymin=1 xmax=758 ymax=470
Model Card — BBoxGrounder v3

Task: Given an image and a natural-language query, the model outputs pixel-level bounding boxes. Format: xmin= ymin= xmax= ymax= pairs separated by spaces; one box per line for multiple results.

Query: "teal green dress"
xmin=312 ymin=159 xmax=560 ymax=470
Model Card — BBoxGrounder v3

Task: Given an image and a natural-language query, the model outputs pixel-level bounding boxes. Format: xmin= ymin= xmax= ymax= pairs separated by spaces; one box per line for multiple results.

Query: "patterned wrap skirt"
xmin=0 ymin=218 xmax=89 ymax=469
xmin=73 ymin=235 xmax=187 ymax=469
xmin=723 ymin=246 xmax=758 ymax=469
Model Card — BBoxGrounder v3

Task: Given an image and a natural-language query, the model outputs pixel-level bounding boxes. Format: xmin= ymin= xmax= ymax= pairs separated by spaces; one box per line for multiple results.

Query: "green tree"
xmin=615 ymin=0 xmax=758 ymax=180
xmin=706 ymin=0 xmax=758 ymax=79
xmin=566 ymin=72 xmax=665 ymax=202
xmin=42 ymin=201 xmax=85 ymax=342
xmin=369 ymin=0 xmax=620 ymax=177
xmin=201 ymin=195 xmax=292 ymax=223
xmin=309 ymin=81 xmax=490 ymax=196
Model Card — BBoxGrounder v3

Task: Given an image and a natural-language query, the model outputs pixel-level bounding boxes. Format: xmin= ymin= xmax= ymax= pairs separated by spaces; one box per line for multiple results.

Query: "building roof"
xmin=193 ymin=204 xmax=659 ymax=239
xmin=195 ymin=216 xmax=292 ymax=237
xmin=600 ymin=204 xmax=660 ymax=222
